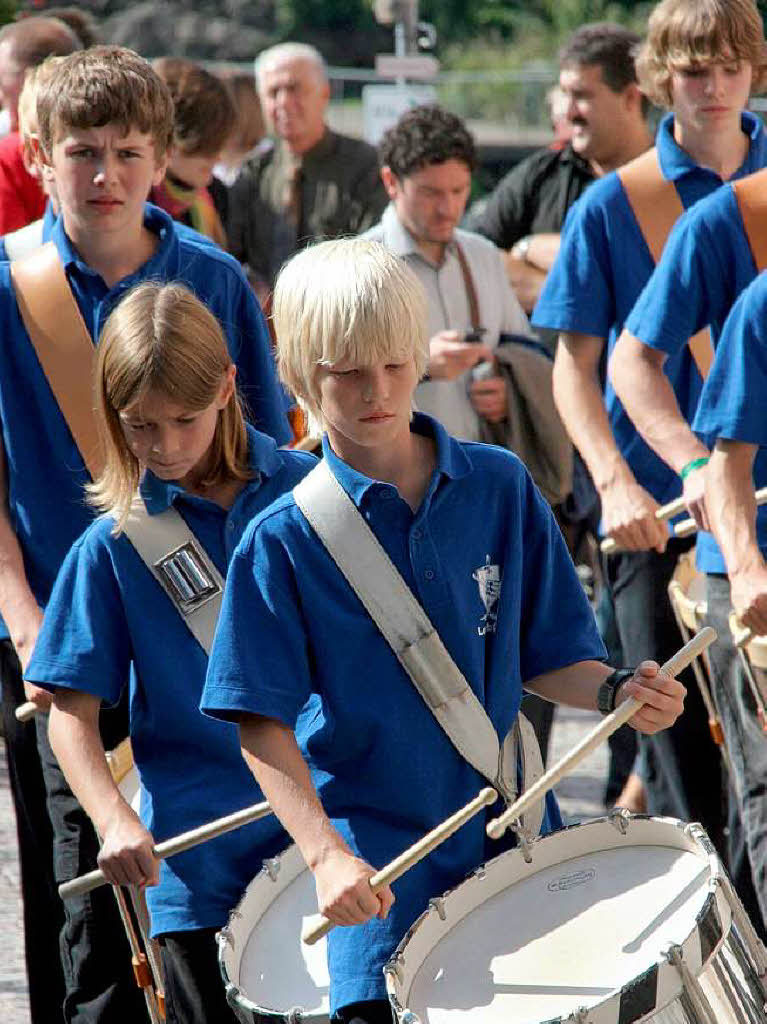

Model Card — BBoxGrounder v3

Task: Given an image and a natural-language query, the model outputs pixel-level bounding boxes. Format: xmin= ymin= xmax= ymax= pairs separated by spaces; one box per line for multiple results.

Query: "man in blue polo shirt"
xmin=201 ymin=237 xmax=686 ymax=1024
xmin=657 ymin=274 xmax=767 ymax=933
xmin=532 ymin=0 xmax=767 ymax=869
xmin=0 ymin=47 xmax=288 ymax=1023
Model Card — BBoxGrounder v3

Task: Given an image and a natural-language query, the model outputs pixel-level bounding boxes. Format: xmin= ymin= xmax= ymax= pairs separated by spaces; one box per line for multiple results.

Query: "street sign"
xmin=375 ymin=54 xmax=440 ymax=80
xmin=362 ymin=84 xmax=437 ymax=144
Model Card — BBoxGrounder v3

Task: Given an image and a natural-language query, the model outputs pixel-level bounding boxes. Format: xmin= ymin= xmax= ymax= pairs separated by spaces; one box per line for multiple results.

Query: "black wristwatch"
xmin=597 ymin=668 xmax=635 ymax=716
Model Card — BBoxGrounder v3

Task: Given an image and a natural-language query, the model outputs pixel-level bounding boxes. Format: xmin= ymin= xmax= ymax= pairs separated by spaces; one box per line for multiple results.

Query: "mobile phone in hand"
xmin=464 ymin=327 xmax=487 ymax=343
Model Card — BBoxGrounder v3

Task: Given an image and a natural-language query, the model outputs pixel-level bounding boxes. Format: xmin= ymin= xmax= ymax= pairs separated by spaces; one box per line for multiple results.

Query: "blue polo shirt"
xmin=0 ymin=202 xmax=290 ymax=626
xmin=200 ymin=414 xmax=606 ymax=1013
xmin=692 ymin=274 xmax=767 ymax=572
xmin=25 ymin=427 xmax=316 ymax=936
xmin=532 ymin=112 xmax=767 ymax=514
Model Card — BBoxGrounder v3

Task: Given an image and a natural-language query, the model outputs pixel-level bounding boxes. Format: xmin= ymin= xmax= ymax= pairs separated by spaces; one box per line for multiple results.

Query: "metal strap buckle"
xmin=153 ymin=541 xmax=221 ymax=614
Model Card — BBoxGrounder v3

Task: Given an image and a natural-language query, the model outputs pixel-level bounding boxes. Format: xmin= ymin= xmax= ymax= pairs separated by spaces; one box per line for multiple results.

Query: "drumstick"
xmin=59 ymin=799 xmax=272 ymax=901
xmin=601 ymin=487 xmax=767 ymax=555
xmin=301 ymin=786 xmax=498 ymax=947
xmin=486 ymin=626 xmax=716 ymax=841
xmin=15 ymin=700 xmax=38 ymax=722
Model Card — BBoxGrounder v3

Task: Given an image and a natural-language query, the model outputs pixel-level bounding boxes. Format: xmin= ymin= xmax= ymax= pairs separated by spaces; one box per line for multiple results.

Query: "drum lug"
xmin=264 ymin=856 xmax=281 ymax=882
xmin=287 ymin=1006 xmax=305 ymax=1023
xmin=568 ymin=1007 xmax=591 ymax=1023
xmin=509 ymin=820 xmax=534 ymax=863
xmin=608 ymin=807 xmax=631 ymax=835
xmin=384 ymin=951 xmax=406 ymax=987
xmin=665 ymin=943 xmax=718 ymax=1024
xmin=428 ymin=896 xmax=447 ymax=922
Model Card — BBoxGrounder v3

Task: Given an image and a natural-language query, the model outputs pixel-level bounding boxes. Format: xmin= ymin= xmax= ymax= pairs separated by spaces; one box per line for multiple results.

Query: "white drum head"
xmin=220 ymin=843 xmax=329 ymax=1019
xmin=388 ymin=817 xmax=727 ymax=1024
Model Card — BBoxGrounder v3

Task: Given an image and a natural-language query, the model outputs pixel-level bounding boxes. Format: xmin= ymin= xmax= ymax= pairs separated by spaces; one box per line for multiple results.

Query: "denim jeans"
xmin=705 ymin=574 xmax=767 ymax=937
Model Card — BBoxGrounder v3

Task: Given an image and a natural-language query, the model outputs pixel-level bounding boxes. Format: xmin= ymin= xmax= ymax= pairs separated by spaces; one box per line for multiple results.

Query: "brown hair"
xmin=218 ymin=69 xmax=265 ymax=154
xmin=37 ymin=46 xmax=174 ymax=158
xmin=0 ymin=16 xmax=79 ymax=68
xmin=89 ymin=282 xmax=251 ymax=531
xmin=637 ymin=0 xmax=767 ymax=107
xmin=153 ymin=57 xmax=237 ymax=157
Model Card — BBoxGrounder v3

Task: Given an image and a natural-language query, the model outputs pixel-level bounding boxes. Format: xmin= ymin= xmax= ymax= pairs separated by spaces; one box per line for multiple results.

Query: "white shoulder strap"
xmin=293 ymin=461 xmax=545 ymax=838
xmin=4 ymin=218 xmax=44 ymax=262
xmin=121 ymin=498 xmax=224 ymax=655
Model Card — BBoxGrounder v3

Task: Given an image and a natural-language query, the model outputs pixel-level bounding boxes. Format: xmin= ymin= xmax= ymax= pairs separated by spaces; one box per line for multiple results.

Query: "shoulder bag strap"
xmin=294 ymin=461 xmax=545 ymax=835
xmin=10 ymin=242 xmax=104 ymax=479
xmin=618 ymin=148 xmax=713 ymax=380
xmin=732 ymin=172 xmax=767 ymax=274
xmin=121 ymin=498 xmax=225 ymax=655
xmin=453 ymin=240 xmax=482 ymax=332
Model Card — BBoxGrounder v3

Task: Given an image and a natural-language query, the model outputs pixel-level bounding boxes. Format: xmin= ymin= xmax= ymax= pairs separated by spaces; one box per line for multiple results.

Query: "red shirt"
xmin=0 ymin=132 xmax=45 ymax=235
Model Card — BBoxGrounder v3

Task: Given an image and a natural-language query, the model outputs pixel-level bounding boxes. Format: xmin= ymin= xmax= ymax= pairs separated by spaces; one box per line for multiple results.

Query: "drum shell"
xmin=386 ymin=815 xmax=767 ymax=1024
xmin=219 ymin=843 xmax=330 ymax=1024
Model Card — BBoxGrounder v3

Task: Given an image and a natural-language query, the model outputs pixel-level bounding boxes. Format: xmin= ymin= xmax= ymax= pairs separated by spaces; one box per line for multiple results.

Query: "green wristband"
xmin=680 ymin=456 xmax=709 ymax=481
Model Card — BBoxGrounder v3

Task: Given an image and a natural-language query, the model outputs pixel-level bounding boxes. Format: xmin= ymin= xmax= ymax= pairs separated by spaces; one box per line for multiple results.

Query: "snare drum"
xmin=219 ymin=843 xmax=330 ymax=1024
xmin=386 ymin=815 xmax=767 ymax=1024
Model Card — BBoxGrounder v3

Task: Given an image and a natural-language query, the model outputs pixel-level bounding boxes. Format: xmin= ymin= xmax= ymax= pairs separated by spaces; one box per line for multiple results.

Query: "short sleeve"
xmin=25 ymin=530 xmax=132 ymax=704
xmin=531 ymin=189 xmax=615 ymax=339
xmin=693 ymin=275 xmax=767 ymax=447
xmin=201 ymin=522 xmax=312 ymax=725
xmin=516 ymin=471 xmax=606 ymax=681
xmin=469 ymin=160 xmax=534 ymax=249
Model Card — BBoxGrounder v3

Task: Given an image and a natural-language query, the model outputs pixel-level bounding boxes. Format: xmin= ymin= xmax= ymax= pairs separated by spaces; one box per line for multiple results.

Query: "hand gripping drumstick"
xmin=15 ymin=700 xmax=38 ymax=722
xmin=486 ymin=626 xmax=716 ymax=841
xmin=301 ymin=786 xmax=498 ymax=947
xmin=601 ymin=487 xmax=767 ymax=555
xmin=59 ymin=799 xmax=272 ymax=901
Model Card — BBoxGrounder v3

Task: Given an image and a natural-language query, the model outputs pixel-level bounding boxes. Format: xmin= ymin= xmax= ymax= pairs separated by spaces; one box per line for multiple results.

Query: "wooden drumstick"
xmin=15 ymin=700 xmax=38 ymax=722
xmin=486 ymin=626 xmax=716 ymax=841
xmin=59 ymin=799 xmax=272 ymax=900
xmin=301 ymin=786 xmax=498 ymax=947
xmin=602 ymin=486 xmax=767 ymax=554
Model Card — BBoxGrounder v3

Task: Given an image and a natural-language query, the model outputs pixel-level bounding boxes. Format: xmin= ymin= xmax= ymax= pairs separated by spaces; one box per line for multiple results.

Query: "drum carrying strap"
xmin=10 ymin=242 xmax=105 ymax=480
xmin=122 ymin=497 xmax=224 ymax=655
xmin=618 ymin=148 xmax=714 ymax=380
xmin=293 ymin=461 xmax=545 ymax=837
xmin=732 ymin=172 xmax=767 ymax=275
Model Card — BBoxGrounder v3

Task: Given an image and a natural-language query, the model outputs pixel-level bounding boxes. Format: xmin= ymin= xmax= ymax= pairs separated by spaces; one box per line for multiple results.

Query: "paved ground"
xmin=0 ymin=704 xmax=608 ymax=1022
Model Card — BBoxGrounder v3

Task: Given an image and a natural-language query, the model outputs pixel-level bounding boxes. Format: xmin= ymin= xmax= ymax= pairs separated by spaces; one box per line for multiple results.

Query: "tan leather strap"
xmin=453 ymin=241 xmax=482 ymax=332
xmin=618 ymin=148 xmax=683 ymax=263
xmin=10 ymin=243 xmax=104 ymax=479
xmin=618 ymin=148 xmax=713 ymax=379
xmin=732 ymin=171 xmax=767 ymax=274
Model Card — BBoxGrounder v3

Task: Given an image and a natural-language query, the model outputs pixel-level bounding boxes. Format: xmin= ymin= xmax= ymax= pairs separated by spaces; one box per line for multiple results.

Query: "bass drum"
xmin=219 ymin=842 xmax=330 ymax=1024
xmin=386 ymin=814 xmax=767 ymax=1024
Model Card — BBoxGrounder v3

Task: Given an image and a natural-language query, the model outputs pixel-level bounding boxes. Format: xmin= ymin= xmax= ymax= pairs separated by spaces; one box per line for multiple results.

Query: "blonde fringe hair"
xmin=273 ymin=238 xmax=429 ymax=435
xmin=637 ymin=0 xmax=767 ymax=107
xmin=88 ymin=282 xmax=250 ymax=532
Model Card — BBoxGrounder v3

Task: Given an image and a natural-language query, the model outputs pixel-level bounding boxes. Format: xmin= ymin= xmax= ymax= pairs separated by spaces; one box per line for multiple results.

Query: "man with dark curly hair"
xmin=365 ymin=104 xmax=533 ymax=446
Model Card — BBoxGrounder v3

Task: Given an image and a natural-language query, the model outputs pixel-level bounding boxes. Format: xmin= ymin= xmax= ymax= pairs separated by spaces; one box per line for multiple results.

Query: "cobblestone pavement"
xmin=0 ymin=705 xmax=608 ymax=1023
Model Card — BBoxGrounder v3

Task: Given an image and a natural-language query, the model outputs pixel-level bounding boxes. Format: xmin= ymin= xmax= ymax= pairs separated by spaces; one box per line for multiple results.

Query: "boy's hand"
xmin=313 ymin=848 xmax=394 ymax=926
xmin=616 ymin=661 xmax=686 ymax=734
xmin=98 ymin=806 xmax=159 ymax=889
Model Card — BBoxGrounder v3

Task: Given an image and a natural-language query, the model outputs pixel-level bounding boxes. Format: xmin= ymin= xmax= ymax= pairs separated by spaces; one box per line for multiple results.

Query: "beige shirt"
xmin=365 ymin=204 xmax=532 ymax=440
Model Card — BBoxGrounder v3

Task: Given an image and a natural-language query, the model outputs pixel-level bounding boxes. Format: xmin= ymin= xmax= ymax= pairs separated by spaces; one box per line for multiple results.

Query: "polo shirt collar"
xmin=657 ymin=110 xmax=763 ymax=182
xmin=52 ymin=202 xmax=177 ymax=276
xmin=321 ymin=412 xmax=472 ymax=509
xmin=140 ymin=423 xmax=280 ymax=515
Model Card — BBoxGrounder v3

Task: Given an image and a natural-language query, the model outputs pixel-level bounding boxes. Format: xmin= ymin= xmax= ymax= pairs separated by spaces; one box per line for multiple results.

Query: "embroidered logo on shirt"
xmin=473 ymin=555 xmax=501 ymax=636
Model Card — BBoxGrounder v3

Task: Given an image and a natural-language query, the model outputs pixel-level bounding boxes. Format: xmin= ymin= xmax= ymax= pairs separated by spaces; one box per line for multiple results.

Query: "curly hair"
xmin=378 ymin=104 xmax=476 ymax=179
xmin=636 ymin=0 xmax=767 ymax=108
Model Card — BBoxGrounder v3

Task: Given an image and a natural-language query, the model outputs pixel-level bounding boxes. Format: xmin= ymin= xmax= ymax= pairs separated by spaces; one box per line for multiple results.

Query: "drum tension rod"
xmin=608 ymin=807 xmax=631 ymax=835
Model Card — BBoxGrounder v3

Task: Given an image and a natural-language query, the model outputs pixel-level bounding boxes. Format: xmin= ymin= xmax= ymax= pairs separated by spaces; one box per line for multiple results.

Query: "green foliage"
xmin=0 ymin=0 xmax=15 ymax=28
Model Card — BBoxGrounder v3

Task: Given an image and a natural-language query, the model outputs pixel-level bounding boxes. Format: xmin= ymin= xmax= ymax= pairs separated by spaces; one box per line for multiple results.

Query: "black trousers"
xmin=604 ymin=540 xmax=726 ymax=849
xmin=0 ymin=638 xmax=66 ymax=1022
xmin=159 ymin=928 xmax=240 ymax=1024
xmin=334 ymin=1000 xmax=393 ymax=1024
xmin=33 ymin=680 xmax=150 ymax=1023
